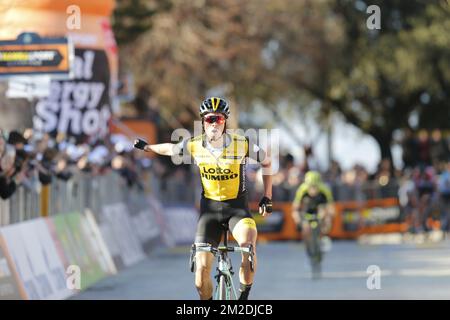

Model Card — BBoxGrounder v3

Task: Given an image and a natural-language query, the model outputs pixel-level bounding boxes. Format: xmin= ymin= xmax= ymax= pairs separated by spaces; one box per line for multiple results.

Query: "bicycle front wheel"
xmin=218 ymin=275 xmax=229 ymax=300
xmin=310 ymin=223 xmax=322 ymax=279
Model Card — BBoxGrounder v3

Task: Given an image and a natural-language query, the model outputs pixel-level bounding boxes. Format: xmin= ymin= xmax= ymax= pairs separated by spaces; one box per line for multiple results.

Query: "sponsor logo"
xmin=201 ymin=167 xmax=238 ymax=181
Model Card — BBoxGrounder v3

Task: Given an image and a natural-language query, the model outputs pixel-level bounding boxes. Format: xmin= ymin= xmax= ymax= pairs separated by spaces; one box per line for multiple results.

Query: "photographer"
xmin=0 ymin=141 xmax=18 ymax=200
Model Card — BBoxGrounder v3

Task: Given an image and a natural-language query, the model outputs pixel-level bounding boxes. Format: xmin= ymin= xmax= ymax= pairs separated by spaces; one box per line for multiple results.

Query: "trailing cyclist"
xmin=292 ymin=171 xmax=335 ymax=263
xmin=134 ymin=97 xmax=273 ymax=300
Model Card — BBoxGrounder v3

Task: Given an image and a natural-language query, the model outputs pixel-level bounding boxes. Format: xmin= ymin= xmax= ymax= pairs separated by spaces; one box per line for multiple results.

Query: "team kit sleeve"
xmin=293 ymin=185 xmax=307 ymax=207
xmin=320 ymin=184 xmax=334 ymax=203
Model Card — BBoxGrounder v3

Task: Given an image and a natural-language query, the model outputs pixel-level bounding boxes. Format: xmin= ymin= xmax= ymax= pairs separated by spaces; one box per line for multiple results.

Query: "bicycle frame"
xmin=189 ymin=228 xmax=254 ymax=300
xmin=303 ymin=212 xmax=322 ymax=279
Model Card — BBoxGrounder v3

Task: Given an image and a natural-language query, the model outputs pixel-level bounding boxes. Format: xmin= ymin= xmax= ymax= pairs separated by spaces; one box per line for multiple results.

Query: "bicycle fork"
xmin=214 ymin=254 xmax=238 ymax=300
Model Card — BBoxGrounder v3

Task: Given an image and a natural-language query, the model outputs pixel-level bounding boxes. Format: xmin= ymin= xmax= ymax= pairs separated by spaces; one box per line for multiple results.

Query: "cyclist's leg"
xmin=319 ymin=208 xmax=332 ymax=235
xmin=230 ymin=216 xmax=257 ymax=280
xmin=194 ymin=251 xmax=215 ymax=300
xmin=194 ymin=211 xmax=222 ymax=300
xmin=318 ymin=207 xmax=332 ymax=252
xmin=229 ymin=214 xmax=257 ymax=300
xmin=301 ymin=220 xmax=313 ymax=257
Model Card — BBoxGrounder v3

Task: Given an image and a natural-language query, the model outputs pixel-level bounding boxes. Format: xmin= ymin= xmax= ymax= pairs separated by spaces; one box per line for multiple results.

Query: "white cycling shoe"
xmin=320 ymin=236 xmax=332 ymax=252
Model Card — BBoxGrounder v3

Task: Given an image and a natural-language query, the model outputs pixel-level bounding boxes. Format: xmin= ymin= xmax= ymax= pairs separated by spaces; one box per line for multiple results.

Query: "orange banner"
xmin=248 ymin=198 xmax=407 ymax=241
xmin=0 ymin=42 xmax=71 ymax=76
xmin=0 ymin=0 xmax=118 ymax=142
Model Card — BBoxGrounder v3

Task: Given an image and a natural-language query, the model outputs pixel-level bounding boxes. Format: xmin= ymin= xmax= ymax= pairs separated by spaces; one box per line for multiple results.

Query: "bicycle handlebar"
xmin=190 ymin=243 xmax=255 ymax=273
xmin=195 ymin=245 xmax=252 ymax=254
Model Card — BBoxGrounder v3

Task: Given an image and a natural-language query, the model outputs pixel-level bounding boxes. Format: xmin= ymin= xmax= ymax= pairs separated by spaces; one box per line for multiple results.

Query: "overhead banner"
xmin=0 ymin=0 xmax=118 ymax=143
xmin=0 ymin=32 xmax=73 ymax=78
xmin=33 ymin=48 xmax=112 ymax=141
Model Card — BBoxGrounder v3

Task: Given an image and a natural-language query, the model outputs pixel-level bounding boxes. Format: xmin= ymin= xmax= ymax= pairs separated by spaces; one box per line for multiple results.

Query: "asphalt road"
xmin=72 ymin=238 xmax=450 ymax=300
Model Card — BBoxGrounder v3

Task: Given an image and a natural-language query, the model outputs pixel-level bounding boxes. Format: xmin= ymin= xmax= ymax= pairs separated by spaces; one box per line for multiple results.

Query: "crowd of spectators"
xmin=244 ymin=129 xmax=450 ymax=235
xmin=2 ymin=125 xmax=449 ymax=236
xmin=155 ymin=128 xmax=450 ymax=236
xmin=0 ymin=128 xmax=150 ymax=201
xmin=398 ymin=129 xmax=450 ymax=234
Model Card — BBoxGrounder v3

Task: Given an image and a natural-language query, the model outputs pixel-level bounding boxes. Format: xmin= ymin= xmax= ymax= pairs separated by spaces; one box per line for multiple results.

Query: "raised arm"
xmin=260 ymin=157 xmax=272 ymax=200
xmin=134 ymin=139 xmax=178 ymax=156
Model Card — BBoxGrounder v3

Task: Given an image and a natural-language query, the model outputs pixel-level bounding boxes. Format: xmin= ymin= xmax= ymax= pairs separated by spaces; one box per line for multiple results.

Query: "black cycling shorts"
xmin=195 ymin=194 xmax=255 ymax=247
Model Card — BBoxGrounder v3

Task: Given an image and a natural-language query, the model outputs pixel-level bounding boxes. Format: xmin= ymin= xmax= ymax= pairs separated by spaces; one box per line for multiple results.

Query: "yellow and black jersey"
xmin=293 ymin=183 xmax=333 ymax=214
xmin=177 ymin=133 xmax=265 ymax=201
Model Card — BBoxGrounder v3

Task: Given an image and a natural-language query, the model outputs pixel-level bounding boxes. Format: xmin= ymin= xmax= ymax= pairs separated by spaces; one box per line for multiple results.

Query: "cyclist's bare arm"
xmin=292 ymin=202 xmax=303 ymax=225
xmin=261 ymin=157 xmax=272 ymax=200
xmin=143 ymin=143 xmax=178 ymax=156
xmin=317 ymin=205 xmax=327 ymax=219
xmin=292 ymin=185 xmax=305 ymax=224
xmin=326 ymin=203 xmax=335 ymax=217
xmin=317 ymin=203 xmax=334 ymax=218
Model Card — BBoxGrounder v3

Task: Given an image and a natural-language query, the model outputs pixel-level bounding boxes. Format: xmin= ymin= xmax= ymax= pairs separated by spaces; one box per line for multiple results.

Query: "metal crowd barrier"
xmin=0 ymin=168 xmax=402 ymax=228
xmin=0 ymin=180 xmax=42 ymax=226
xmin=0 ymin=171 xmax=154 ymax=227
xmin=48 ymin=172 xmax=140 ymax=219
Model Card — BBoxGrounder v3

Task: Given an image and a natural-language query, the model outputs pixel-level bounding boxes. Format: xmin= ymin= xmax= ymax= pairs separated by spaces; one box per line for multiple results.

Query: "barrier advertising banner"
xmin=84 ymin=210 xmax=117 ymax=275
xmin=127 ymin=191 xmax=161 ymax=254
xmin=252 ymin=210 xmax=285 ymax=233
xmin=0 ymin=235 xmax=25 ymax=299
xmin=100 ymin=203 xmax=145 ymax=268
xmin=49 ymin=213 xmax=106 ymax=290
xmin=0 ymin=219 xmax=71 ymax=299
xmin=1 ymin=222 xmax=45 ymax=299
xmin=248 ymin=200 xmax=405 ymax=241
xmin=64 ymin=211 xmax=114 ymax=277
xmin=147 ymin=194 xmax=174 ymax=247
xmin=20 ymin=219 xmax=72 ymax=299
xmin=162 ymin=207 xmax=198 ymax=246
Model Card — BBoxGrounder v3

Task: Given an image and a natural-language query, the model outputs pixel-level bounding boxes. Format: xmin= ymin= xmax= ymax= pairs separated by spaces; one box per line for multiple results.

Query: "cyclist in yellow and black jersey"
xmin=176 ymin=131 xmax=265 ymax=201
xmin=292 ymin=171 xmax=335 ymax=250
xmin=134 ymin=97 xmax=272 ymax=301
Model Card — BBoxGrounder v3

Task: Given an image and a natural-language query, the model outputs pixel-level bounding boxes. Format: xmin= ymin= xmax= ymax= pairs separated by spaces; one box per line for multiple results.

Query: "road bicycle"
xmin=189 ymin=224 xmax=254 ymax=300
xmin=303 ymin=212 xmax=323 ymax=280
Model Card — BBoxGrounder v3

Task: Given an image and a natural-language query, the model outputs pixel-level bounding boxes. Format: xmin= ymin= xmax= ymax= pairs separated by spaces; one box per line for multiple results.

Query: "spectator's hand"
xmin=134 ymin=139 xmax=148 ymax=151
xmin=14 ymin=168 xmax=27 ymax=184
xmin=258 ymin=196 xmax=272 ymax=217
xmin=56 ymin=158 xmax=67 ymax=172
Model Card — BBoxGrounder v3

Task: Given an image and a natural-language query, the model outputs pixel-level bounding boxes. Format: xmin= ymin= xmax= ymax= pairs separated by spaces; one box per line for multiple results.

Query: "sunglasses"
xmin=204 ymin=115 xmax=226 ymax=124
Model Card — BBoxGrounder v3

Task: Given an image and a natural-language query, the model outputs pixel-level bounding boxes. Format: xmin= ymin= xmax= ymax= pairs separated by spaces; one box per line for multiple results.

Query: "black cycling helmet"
xmin=199 ymin=97 xmax=230 ymax=118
